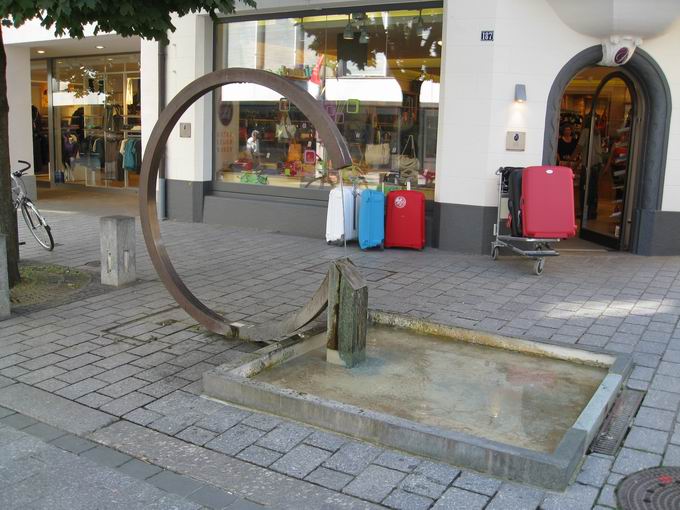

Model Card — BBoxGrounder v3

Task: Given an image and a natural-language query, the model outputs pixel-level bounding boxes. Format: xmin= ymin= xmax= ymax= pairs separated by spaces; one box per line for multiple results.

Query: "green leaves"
xmin=0 ymin=0 xmax=256 ymax=43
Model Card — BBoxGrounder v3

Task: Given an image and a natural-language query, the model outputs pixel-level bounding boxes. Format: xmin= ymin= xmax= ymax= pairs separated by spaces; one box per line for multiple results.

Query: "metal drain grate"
xmin=617 ymin=467 xmax=680 ymax=510
xmin=589 ymin=388 xmax=644 ymax=455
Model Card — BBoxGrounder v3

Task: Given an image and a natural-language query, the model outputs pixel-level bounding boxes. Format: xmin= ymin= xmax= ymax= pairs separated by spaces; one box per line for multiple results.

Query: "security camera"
xmin=600 ymin=36 xmax=642 ymax=66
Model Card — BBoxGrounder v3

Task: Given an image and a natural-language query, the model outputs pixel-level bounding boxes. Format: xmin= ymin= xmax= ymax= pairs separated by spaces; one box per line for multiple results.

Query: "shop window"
xmin=52 ymin=54 xmax=142 ymax=188
xmin=31 ymin=60 xmax=50 ymax=180
xmin=213 ymin=7 xmax=442 ymax=199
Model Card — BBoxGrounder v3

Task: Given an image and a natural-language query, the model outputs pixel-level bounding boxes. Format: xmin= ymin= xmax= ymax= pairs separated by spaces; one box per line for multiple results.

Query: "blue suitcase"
xmin=358 ymin=189 xmax=385 ymax=250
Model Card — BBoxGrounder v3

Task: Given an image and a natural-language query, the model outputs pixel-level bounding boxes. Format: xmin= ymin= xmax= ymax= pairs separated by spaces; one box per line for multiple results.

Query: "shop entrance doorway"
xmin=558 ymin=67 xmax=641 ymax=250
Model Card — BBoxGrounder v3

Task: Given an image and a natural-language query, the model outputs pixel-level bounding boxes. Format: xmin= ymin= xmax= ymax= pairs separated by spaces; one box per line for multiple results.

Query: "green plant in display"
xmin=0 ymin=0 xmax=255 ymax=287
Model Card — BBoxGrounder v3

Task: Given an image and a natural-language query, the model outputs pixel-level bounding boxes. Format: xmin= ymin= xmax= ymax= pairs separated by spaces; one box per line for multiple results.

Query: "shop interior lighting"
xmin=343 ymin=15 xmax=354 ymax=40
xmin=36 ymin=49 xmax=46 ymax=54
xmin=359 ymin=28 xmax=369 ymax=44
xmin=95 ymin=45 xmax=105 ymax=49
xmin=415 ymin=10 xmax=424 ymax=37
xmin=514 ymin=83 xmax=527 ymax=103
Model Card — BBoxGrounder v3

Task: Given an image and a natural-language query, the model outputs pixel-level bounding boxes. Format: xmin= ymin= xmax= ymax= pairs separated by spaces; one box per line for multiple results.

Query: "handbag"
xmin=394 ymin=135 xmax=420 ymax=185
xmin=365 ymin=132 xmax=390 ymax=166
xmin=287 ymin=143 xmax=302 ymax=162
xmin=276 ymin=118 xmax=296 ymax=141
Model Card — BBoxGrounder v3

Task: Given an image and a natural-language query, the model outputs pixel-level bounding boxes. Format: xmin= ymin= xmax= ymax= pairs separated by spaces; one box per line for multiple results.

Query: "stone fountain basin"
xmin=203 ymin=311 xmax=631 ymax=490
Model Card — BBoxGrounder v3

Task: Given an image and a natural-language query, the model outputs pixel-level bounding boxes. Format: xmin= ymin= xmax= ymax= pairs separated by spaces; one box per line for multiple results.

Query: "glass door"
xmin=580 ymin=74 xmax=636 ymax=249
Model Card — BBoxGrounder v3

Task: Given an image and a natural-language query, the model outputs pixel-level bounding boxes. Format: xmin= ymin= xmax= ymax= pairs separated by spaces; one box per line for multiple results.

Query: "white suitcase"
xmin=326 ymin=187 xmax=356 ymax=244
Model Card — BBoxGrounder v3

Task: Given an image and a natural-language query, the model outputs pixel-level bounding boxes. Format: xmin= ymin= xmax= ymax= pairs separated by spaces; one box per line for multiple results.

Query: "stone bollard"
xmin=326 ymin=258 xmax=368 ymax=368
xmin=100 ymin=216 xmax=136 ymax=287
xmin=0 ymin=235 xmax=10 ymax=319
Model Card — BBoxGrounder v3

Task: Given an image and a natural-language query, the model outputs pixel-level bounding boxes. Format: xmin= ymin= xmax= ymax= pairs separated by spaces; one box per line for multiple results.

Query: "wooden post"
xmin=326 ymin=259 xmax=368 ymax=368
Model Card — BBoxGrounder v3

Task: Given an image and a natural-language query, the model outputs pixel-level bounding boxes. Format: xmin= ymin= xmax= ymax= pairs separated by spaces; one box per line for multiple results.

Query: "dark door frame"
xmin=542 ymin=46 xmax=672 ymax=254
xmin=578 ymin=71 xmax=639 ymax=250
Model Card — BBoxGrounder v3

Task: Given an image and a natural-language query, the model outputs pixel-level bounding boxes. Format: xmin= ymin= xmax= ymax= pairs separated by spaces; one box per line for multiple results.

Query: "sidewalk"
xmin=1 ymin=208 xmax=679 ymax=509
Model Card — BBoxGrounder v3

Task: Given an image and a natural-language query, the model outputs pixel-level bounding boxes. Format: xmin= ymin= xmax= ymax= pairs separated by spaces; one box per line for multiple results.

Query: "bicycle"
xmin=10 ymin=160 xmax=54 ymax=251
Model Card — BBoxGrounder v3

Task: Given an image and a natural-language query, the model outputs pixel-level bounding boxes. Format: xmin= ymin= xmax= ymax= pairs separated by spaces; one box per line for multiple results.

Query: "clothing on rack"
xmin=120 ymin=137 xmax=142 ymax=172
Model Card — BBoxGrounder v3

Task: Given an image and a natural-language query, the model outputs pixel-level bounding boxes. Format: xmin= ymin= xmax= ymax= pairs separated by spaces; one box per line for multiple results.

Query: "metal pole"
xmin=156 ymin=39 xmax=168 ymax=220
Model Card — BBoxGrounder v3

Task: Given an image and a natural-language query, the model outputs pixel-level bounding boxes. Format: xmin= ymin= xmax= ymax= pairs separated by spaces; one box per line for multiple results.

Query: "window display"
xmin=52 ymin=54 xmax=141 ymax=188
xmin=213 ymin=8 xmax=442 ymax=200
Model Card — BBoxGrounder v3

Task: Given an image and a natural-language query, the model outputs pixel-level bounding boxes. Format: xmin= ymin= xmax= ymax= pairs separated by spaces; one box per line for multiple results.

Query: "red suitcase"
xmin=385 ymin=190 xmax=426 ymax=249
xmin=521 ymin=165 xmax=576 ymax=238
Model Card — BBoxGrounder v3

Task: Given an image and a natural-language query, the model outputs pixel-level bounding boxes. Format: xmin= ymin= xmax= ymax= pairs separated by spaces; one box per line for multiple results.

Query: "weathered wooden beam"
xmin=326 ymin=259 xmax=368 ymax=368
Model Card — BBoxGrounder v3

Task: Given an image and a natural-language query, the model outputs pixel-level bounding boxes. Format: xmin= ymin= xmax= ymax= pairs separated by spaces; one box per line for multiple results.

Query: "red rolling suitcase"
xmin=385 ymin=190 xmax=426 ymax=249
xmin=521 ymin=165 xmax=577 ymax=238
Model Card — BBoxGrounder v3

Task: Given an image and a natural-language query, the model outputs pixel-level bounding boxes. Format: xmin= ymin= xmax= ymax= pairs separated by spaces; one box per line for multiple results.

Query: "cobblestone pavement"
xmin=1 ymin=209 xmax=679 ymax=509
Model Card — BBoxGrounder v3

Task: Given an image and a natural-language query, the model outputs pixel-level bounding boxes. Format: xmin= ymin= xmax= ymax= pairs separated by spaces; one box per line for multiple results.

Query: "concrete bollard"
xmin=0 ymin=235 xmax=10 ymax=319
xmin=100 ymin=216 xmax=136 ymax=287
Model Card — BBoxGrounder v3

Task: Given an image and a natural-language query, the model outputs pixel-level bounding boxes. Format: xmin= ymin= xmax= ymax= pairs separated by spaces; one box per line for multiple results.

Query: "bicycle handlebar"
xmin=16 ymin=160 xmax=31 ymax=174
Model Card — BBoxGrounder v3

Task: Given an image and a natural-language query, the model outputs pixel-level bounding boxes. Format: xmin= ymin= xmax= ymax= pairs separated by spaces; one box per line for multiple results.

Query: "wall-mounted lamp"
xmin=514 ymin=84 xmax=527 ymax=103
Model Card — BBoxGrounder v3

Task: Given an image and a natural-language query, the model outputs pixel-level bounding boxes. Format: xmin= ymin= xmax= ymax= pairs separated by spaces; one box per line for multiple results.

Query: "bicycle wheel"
xmin=21 ymin=199 xmax=54 ymax=251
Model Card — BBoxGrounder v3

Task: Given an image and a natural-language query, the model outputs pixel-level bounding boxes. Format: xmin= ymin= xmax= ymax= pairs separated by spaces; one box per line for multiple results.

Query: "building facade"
xmin=6 ymin=0 xmax=680 ymax=255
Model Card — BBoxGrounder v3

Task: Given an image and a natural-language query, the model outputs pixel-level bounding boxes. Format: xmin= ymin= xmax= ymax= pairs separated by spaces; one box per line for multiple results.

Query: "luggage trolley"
xmin=491 ymin=167 xmax=559 ymax=275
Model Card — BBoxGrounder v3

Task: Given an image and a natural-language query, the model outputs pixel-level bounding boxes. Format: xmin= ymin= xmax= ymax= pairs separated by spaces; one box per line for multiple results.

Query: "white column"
xmin=6 ymin=46 xmax=35 ymax=199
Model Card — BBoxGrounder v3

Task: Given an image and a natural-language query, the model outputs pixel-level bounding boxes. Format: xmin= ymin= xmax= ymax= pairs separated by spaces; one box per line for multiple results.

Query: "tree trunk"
xmin=0 ymin=25 xmax=20 ymax=287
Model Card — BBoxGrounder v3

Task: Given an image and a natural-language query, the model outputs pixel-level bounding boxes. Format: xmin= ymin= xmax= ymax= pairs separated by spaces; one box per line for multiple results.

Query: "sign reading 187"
xmin=481 ymin=30 xmax=494 ymax=41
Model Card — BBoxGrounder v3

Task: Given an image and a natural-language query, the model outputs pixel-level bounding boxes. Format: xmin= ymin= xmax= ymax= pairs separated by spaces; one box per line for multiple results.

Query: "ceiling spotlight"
xmin=343 ymin=15 xmax=354 ymax=40
xmin=95 ymin=45 xmax=105 ymax=49
xmin=36 ymin=50 xmax=45 ymax=54
xmin=359 ymin=28 xmax=369 ymax=44
xmin=415 ymin=11 xmax=424 ymax=38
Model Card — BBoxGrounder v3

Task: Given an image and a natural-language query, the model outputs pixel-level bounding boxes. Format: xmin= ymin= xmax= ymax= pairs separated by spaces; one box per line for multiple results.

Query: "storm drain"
xmin=589 ymin=388 xmax=644 ymax=455
xmin=617 ymin=467 xmax=680 ymax=510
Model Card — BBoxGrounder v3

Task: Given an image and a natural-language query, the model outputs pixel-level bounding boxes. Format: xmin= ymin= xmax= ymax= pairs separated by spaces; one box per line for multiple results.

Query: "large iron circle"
xmin=140 ymin=68 xmax=352 ymax=336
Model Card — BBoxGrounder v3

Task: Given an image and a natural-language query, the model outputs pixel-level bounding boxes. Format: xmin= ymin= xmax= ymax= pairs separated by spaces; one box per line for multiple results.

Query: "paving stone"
xmin=95 ymin=364 xmax=145 ymax=383
xmin=255 ymin=421 xmax=313 ymax=453
xmin=205 ymin=424 xmax=266 ymax=456
xmin=76 ymin=392 xmax=113 ymax=408
xmin=149 ymin=411 xmax=203 ymax=435
xmin=0 ymin=405 xmax=15 ymax=419
xmin=99 ymin=391 xmax=155 ymax=416
xmin=147 ymin=470 xmax=204 ymax=497
xmin=324 ymin=441 xmax=383 ymax=475
xmin=49 ymin=434 xmax=97 ymax=454
xmin=123 ymin=407 xmax=164 ymax=426
xmin=643 ymin=389 xmax=680 ymax=411
xmin=55 ymin=378 xmax=108 ymax=400
xmin=541 ymin=482 xmax=598 ymax=510
xmin=415 ymin=461 xmax=461 ymax=486
xmin=55 ymin=364 xmax=105 ymax=384
xmin=17 ymin=366 xmax=67 ymax=385
xmin=651 ymin=374 xmax=680 ymax=393
xmin=56 ymin=353 xmax=101 ymax=371
xmin=176 ymin=425 xmax=218 ymax=446
xmin=485 ymin=483 xmax=545 ymax=510
xmin=117 ymin=458 xmax=164 ymax=480
xmin=270 ymin=444 xmax=331 ymax=479
xmin=400 ymin=473 xmax=447 ymax=499
xmin=663 ymin=444 xmax=680 ymax=466
xmin=18 ymin=353 xmax=67 ymax=371
xmin=241 ymin=412 xmax=282 ymax=432
xmin=597 ymin=484 xmax=617 ymax=508
xmin=612 ymin=447 xmax=662 ymax=475
xmin=236 ymin=445 xmax=283 ymax=467
xmin=634 ymin=406 xmax=676 ymax=431
xmin=343 ymin=464 xmax=406 ymax=503
xmin=374 ymin=451 xmax=421 ymax=473
xmin=80 ymin=445 xmax=132 ymax=468
xmin=0 ymin=413 xmax=38 ymax=429
xmin=624 ymin=426 xmax=669 ymax=454
xmin=187 ymin=484 xmax=238 ymax=509
xmin=304 ymin=466 xmax=353 ymax=491
xmin=227 ymin=498 xmax=266 ymax=509
xmin=303 ymin=430 xmax=347 ymax=452
xmin=97 ymin=377 xmax=149 ymax=399
xmin=383 ymin=488 xmax=434 ymax=510
xmin=453 ymin=471 xmax=502 ymax=496
xmin=576 ymin=454 xmax=613 ymax=487
xmin=138 ymin=376 xmax=191 ymax=397
xmin=196 ymin=405 xmax=251 ymax=433
xmin=22 ymin=422 xmax=68 ymax=442
xmin=432 ymin=487 xmax=489 ymax=510
xmin=94 ymin=352 xmax=139 ymax=370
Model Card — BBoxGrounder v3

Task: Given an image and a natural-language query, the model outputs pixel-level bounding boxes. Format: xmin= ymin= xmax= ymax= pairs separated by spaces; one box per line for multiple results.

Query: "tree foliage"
xmin=0 ymin=0 xmax=255 ymax=43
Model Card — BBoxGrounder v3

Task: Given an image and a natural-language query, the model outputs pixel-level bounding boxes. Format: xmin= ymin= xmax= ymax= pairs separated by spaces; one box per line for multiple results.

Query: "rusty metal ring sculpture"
xmin=140 ymin=68 xmax=352 ymax=338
